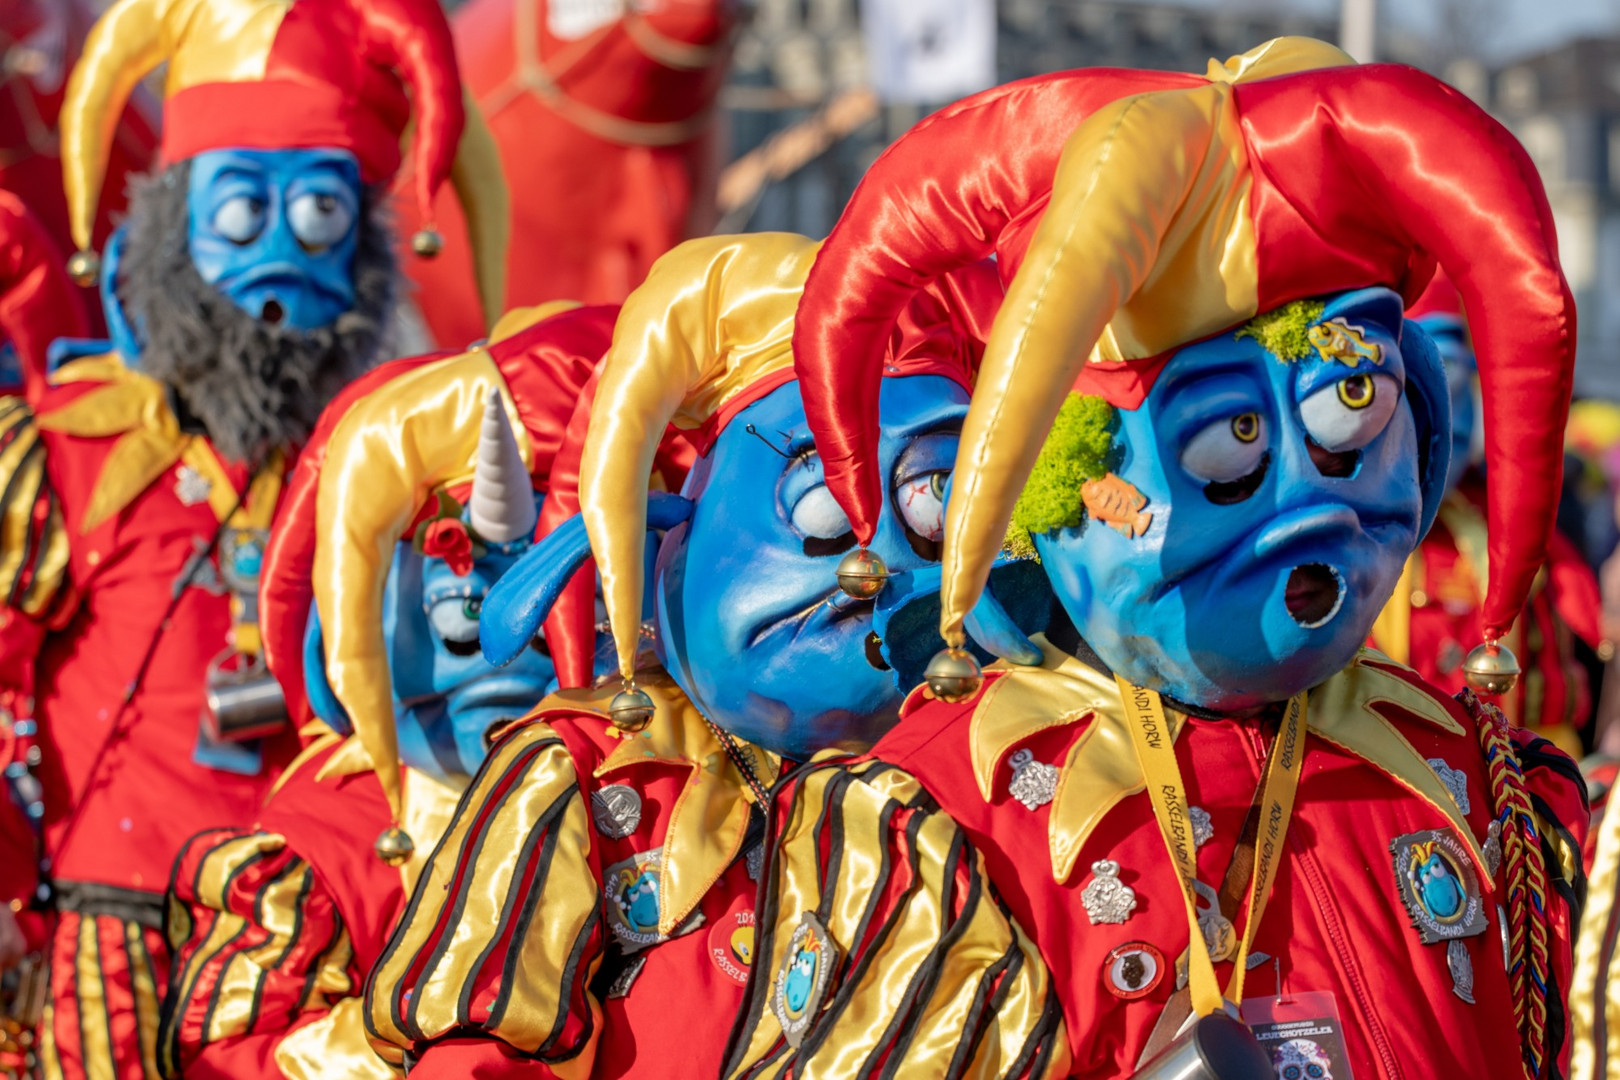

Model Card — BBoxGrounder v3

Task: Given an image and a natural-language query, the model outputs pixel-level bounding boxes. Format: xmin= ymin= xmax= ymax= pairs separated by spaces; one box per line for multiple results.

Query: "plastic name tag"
xmin=1241 ymin=991 xmax=1356 ymax=1080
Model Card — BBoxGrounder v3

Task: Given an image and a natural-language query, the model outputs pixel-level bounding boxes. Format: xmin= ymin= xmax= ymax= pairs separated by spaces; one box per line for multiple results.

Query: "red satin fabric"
xmin=790 ymin=69 xmax=1202 ymax=545
xmin=163 ymin=0 xmax=462 ymax=210
xmin=1236 ymin=66 xmax=1576 ymax=636
xmin=0 ymin=0 xmax=155 ymax=333
xmin=397 ymin=0 xmax=735 ymax=349
xmin=0 ymin=191 xmax=89 ymax=399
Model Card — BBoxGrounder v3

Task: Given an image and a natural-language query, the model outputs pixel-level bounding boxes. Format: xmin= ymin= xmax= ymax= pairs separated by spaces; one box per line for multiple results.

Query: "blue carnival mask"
xmin=482 ymin=373 xmax=971 ymax=762
xmin=303 ymin=502 xmax=557 ymax=785
xmin=654 ymin=374 xmax=969 ymax=759
xmin=1415 ymin=313 xmax=1479 ymax=495
xmin=1034 ymin=287 xmax=1451 ymax=711
xmin=186 ymin=148 xmax=362 ymax=330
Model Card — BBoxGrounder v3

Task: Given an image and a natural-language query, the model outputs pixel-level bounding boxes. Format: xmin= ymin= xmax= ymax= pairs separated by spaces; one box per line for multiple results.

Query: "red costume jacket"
xmin=1372 ymin=486 xmax=1603 ymax=759
xmin=365 ymin=673 xmax=768 ymax=1079
xmin=0 ymin=354 xmax=298 ymax=906
xmin=161 ymin=734 xmax=461 ymax=1080
xmin=729 ymin=640 xmax=1588 ymax=1080
xmin=399 ymin=0 xmax=734 ymax=348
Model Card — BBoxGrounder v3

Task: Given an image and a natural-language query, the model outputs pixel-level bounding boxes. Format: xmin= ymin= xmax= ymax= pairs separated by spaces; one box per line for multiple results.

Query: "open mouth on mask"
xmin=261 ymin=297 xmax=286 ymax=325
xmin=1284 ymin=563 xmax=1344 ymax=628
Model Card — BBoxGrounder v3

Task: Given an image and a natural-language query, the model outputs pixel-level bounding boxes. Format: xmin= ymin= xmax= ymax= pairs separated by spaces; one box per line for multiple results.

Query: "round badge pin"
xmin=1103 ymin=942 xmax=1165 ymax=1000
xmin=708 ymin=902 xmax=756 ymax=987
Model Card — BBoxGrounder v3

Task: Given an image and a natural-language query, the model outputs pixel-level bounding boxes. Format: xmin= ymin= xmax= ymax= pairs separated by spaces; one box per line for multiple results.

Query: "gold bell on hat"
xmin=66 ymin=249 xmax=100 ymax=287
xmin=374 ymin=825 xmax=415 ymax=866
xmin=610 ymin=683 xmax=656 ymax=732
xmin=411 ymin=227 xmax=444 ymax=259
xmin=925 ymin=647 xmax=983 ymax=703
xmin=835 ymin=548 xmax=889 ymax=600
xmin=1463 ymin=639 xmax=1521 ymax=696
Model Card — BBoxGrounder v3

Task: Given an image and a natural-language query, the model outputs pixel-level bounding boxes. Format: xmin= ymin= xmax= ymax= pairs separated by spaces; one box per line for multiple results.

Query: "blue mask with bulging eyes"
xmin=1033 ymin=287 xmax=1451 ymax=711
xmin=301 ymin=498 xmax=560 ymax=784
xmin=656 ymin=374 xmax=970 ymax=760
xmin=186 ymin=148 xmax=363 ymax=331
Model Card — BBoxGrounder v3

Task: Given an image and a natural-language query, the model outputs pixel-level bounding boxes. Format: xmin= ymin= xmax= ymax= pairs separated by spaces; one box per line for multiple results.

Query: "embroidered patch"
xmin=1389 ymin=828 xmax=1488 ymax=945
xmin=219 ymin=528 xmax=269 ymax=596
xmin=708 ymin=902 xmax=756 ymax=987
xmin=1425 ymin=757 xmax=1472 ymax=816
xmin=771 ymin=911 xmax=839 ymax=1049
xmin=1103 ymin=942 xmax=1164 ymax=1000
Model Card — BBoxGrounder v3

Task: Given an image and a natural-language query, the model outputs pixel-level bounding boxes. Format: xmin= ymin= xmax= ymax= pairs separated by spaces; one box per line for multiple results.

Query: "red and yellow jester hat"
xmin=60 ymin=0 xmax=510 ymax=327
xmin=259 ymin=301 xmax=611 ymax=834
xmin=792 ymin=37 xmax=1576 ymax=650
xmin=581 ymin=231 xmax=998 ymax=687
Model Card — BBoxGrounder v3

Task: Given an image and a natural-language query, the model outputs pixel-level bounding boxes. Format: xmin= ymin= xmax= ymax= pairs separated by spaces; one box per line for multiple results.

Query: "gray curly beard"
xmin=117 ymin=161 xmax=396 ymax=465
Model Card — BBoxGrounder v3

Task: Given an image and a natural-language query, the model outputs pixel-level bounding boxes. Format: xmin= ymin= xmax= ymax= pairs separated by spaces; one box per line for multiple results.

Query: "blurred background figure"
xmin=0 ymin=0 xmax=154 ymax=336
xmin=398 ymin=0 xmax=741 ymax=349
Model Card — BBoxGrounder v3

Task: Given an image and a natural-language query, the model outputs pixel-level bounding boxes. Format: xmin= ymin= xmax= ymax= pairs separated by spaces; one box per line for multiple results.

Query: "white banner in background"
xmin=861 ymin=0 xmax=997 ymax=106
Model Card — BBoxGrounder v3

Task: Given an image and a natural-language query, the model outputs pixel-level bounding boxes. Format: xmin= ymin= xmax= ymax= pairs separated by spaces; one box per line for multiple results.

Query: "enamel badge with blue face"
xmin=772 ymin=911 xmax=840 ymax=1049
xmin=603 ymin=848 xmax=697 ymax=954
xmin=1390 ymin=828 xmax=1487 ymax=945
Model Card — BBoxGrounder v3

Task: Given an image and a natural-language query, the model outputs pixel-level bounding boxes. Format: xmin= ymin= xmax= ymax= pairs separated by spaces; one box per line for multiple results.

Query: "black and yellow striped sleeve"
xmin=0 ymin=396 xmax=68 ymax=619
xmin=723 ymin=760 xmax=1069 ymax=1080
xmin=363 ymin=720 xmax=602 ymax=1069
xmin=159 ymin=829 xmax=357 ymax=1078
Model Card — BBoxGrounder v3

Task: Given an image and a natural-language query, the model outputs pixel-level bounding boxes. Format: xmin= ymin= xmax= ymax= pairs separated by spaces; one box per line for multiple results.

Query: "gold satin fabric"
xmin=60 ymin=0 xmax=292 ymax=251
xmin=579 ymin=232 xmax=816 ymax=679
xmin=966 ymin=643 xmax=1482 ymax=883
xmin=314 ymin=350 xmax=530 ymax=820
xmin=0 ymin=401 xmax=68 ymax=618
xmin=277 ymin=998 xmax=393 ymax=1080
xmin=366 ymin=721 xmax=599 ymax=1062
xmin=937 ymin=43 xmax=1352 ymax=647
xmin=726 ymin=758 xmax=1069 ymax=1079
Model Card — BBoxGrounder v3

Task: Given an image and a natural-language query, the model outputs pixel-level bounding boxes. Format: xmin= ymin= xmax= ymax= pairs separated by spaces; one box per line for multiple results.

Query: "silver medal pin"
xmin=1189 ymin=806 xmax=1214 ymax=849
xmin=1081 ymin=859 xmax=1138 ymax=925
xmin=1008 ymin=748 xmax=1058 ymax=810
xmin=591 ymin=783 xmax=643 ymax=839
xmin=1427 ymin=757 xmax=1472 ymax=816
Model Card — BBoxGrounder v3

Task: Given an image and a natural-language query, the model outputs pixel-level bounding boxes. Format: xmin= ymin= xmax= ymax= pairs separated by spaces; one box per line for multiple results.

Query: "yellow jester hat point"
xmin=580 ymin=232 xmax=821 ymax=684
xmin=306 ymin=309 xmax=605 ymax=823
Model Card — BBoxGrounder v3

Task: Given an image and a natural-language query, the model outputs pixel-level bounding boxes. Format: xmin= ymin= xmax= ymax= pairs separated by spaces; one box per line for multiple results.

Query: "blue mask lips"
xmin=186 ymin=148 xmax=363 ymax=331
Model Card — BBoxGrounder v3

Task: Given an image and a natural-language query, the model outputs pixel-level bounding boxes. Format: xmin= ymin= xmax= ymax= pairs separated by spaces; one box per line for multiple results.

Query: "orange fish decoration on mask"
xmin=1083 ymin=473 xmax=1153 ymax=539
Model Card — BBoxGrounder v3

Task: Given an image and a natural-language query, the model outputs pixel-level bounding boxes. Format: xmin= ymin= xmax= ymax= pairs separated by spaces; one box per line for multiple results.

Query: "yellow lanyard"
xmin=1115 ymin=676 xmax=1307 ymax=1017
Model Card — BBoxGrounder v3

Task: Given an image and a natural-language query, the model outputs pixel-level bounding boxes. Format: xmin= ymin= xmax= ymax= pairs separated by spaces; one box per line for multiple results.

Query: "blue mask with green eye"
xmin=301 ymin=501 xmax=561 ymax=785
xmin=186 ymin=148 xmax=363 ymax=331
xmin=1030 ymin=287 xmax=1451 ymax=710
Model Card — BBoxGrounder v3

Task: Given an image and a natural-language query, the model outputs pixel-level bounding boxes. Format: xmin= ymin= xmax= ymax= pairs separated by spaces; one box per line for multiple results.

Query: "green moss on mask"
xmin=1234 ymin=299 xmax=1326 ymax=362
xmin=1005 ymin=393 xmax=1117 ymax=557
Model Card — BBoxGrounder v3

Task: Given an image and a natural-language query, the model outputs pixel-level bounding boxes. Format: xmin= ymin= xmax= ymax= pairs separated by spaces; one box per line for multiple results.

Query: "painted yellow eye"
xmin=1337 ymin=374 xmax=1375 ymax=410
xmin=1230 ymin=412 xmax=1261 ymax=443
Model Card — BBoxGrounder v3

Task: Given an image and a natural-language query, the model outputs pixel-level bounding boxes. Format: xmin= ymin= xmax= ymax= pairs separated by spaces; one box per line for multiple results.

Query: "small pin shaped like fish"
xmin=1307 ymin=317 xmax=1383 ymax=367
xmin=1082 ymin=473 xmax=1152 ymax=539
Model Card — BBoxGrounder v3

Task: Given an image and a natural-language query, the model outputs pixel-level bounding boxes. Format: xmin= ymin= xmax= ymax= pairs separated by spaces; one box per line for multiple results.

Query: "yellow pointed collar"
xmin=537 ymin=670 xmax=780 ymax=936
xmin=968 ymin=639 xmax=1479 ymax=883
xmin=34 ymin=353 xmax=189 ymax=532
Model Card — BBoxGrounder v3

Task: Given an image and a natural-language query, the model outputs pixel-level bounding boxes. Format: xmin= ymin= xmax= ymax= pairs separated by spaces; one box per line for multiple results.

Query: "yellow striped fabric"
xmin=0 ymin=397 xmax=68 ymax=618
